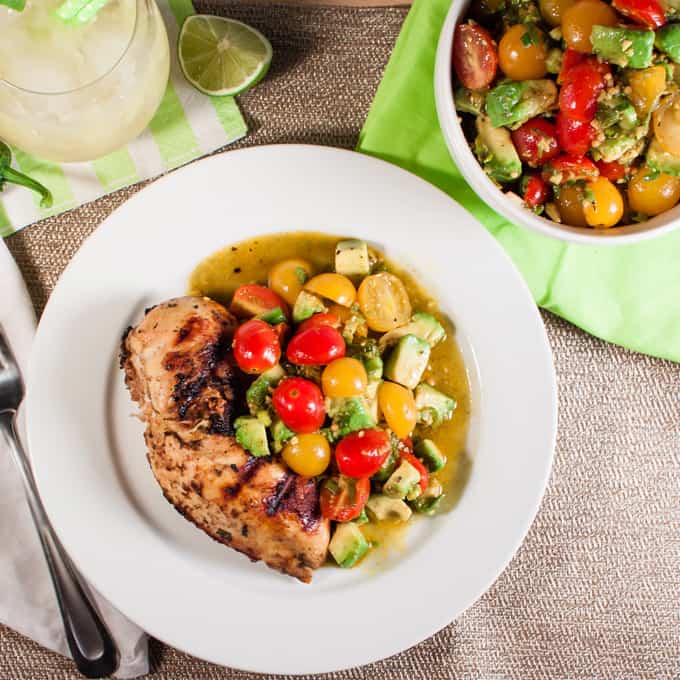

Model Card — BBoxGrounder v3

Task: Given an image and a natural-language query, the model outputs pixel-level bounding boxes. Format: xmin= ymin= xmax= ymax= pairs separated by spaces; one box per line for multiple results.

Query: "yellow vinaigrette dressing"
xmin=189 ymin=232 xmax=472 ymax=559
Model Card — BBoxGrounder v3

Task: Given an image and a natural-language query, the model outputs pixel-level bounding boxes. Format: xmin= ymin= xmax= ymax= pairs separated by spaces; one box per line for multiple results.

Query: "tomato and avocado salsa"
xmin=453 ymin=0 xmax=680 ymax=228
xmin=189 ymin=233 xmax=471 ymax=569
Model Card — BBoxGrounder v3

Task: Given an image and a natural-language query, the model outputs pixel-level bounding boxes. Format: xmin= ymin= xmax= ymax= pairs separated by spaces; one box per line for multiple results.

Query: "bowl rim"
xmin=433 ymin=0 xmax=680 ymax=246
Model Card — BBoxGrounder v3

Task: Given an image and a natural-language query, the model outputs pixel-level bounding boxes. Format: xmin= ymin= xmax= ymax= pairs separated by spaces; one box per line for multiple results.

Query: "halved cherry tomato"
xmin=305 ymin=273 xmax=356 ymax=307
xmin=511 ymin=118 xmax=560 ymax=167
xmin=542 ymin=154 xmax=599 ymax=184
xmin=498 ymin=24 xmax=548 ymax=80
xmin=596 ymin=160 xmax=627 ymax=182
xmin=230 ymin=284 xmax=289 ymax=320
xmin=561 ymin=0 xmax=617 ymax=53
xmin=320 ymin=475 xmax=370 ymax=522
xmin=558 ymin=47 xmax=585 ymax=84
xmin=523 ymin=174 xmax=551 ymax=208
xmin=612 ymin=0 xmax=666 ymax=28
xmin=297 ymin=312 xmax=341 ymax=333
xmin=286 ymin=326 xmax=346 ymax=365
xmin=400 ymin=450 xmax=429 ymax=495
xmin=272 ymin=377 xmax=325 ymax=433
xmin=233 ymin=319 xmax=281 ymax=374
xmin=559 ymin=59 xmax=607 ymax=121
xmin=452 ymin=22 xmax=498 ymax=90
xmin=556 ymin=112 xmax=595 ymax=156
xmin=378 ymin=382 xmax=417 ymax=439
xmin=335 ymin=429 xmax=392 ymax=478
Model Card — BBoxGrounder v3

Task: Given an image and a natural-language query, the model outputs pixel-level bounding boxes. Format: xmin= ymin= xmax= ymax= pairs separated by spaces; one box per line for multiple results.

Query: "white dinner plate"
xmin=27 ymin=145 xmax=556 ymax=674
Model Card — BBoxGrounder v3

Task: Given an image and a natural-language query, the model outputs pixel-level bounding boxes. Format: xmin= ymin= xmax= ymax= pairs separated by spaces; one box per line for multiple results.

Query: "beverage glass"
xmin=0 ymin=0 xmax=170 ymax=162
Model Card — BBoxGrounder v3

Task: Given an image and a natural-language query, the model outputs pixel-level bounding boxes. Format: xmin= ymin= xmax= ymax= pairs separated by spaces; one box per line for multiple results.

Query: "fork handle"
xmin=0 ymin=411 xmax=120 ymax=679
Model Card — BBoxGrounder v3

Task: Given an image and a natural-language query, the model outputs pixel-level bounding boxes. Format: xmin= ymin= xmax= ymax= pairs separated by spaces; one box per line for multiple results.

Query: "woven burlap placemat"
xmin=4 ymin=3 xmax=678 ymax=678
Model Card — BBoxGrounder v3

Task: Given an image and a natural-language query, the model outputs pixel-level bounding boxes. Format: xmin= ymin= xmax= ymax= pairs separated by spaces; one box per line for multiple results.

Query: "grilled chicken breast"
xmin=121 ymin=297 xmax=330 ymax=582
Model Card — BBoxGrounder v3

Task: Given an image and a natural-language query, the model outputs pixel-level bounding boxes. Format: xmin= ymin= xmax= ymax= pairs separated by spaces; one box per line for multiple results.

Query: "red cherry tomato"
xmin=452 ymin=22 xmax=498 ymax=90
xmin=596 ymin=160 xmax=627 ymax=182
xmin=272 ymin=377 xmax=325 ymax=433
xmin=286 ymin=326 xmax=346 ymax=366
xmin=297 ymin=312 xmax=341 ymax=333
xmin=523 ymin=174 xmax=551 ymax=208
xmin=558 ymin=48 xmax=585 ymax=84
xmin=320 ymin=475 xmax=370 ymax=522
xmin=230 ymin=284 xmax=289 ymax=320
xmin=233 ymin=319 xmax=281 ymax=374
xmin=335 ymin=429 xmax=392 ymax=478
xmin=612 ymin=0 xmax=666 ymax=28
xmin=543 ymin=154 xmax=599 ymax=184
xmin=400 ymin=450 xmax=429 ymax=495
xmin=511 ymin=118 xmax=560 ymax=167
xmin=559 ymin=59 xmax=608 ymax=122
xmin=556 ymin=112 xmax=595 ymax=156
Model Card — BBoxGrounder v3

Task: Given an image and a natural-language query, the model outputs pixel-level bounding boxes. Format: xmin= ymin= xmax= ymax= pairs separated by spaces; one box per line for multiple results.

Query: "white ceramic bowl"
xmin=434 ymin=0 xmax=680 ymax=245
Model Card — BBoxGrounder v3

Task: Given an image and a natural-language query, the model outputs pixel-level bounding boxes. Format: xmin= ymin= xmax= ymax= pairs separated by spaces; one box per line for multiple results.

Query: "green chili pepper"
xmin=0 ymin=142 xmax=53 ymax=209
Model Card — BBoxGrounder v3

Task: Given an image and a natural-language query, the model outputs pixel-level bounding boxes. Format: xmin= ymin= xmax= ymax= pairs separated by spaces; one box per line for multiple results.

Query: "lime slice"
xmin=178 ymin=15 xmax=272 ymax=97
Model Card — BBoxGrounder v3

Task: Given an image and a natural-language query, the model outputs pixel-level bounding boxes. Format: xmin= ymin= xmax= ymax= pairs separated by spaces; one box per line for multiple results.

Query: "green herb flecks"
xmin=294 ymin=266 xmax=308 ymax=284
xmin=0 ymin=142 xmax=52 ymax=209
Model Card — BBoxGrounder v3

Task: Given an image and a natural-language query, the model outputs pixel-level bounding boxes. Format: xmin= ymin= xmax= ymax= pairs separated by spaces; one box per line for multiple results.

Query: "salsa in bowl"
xmin=434 ymin=0 xmax=680 ymax=243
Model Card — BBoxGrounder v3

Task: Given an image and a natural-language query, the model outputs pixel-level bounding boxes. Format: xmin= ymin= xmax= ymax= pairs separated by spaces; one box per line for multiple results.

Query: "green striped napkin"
xmin=358 ymin=0 xmax=680 ymax=363
xmin=0 ymin=0 xmax=247 ymax=237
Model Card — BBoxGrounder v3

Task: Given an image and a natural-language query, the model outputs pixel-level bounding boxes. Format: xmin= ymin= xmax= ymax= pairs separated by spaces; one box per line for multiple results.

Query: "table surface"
xmin=4 ymin=3 xmax=679 ymax=679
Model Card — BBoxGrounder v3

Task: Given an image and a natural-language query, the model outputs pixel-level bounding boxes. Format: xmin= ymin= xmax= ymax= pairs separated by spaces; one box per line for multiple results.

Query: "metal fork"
xmin=0 ymin=328 xmax=119 ymax=678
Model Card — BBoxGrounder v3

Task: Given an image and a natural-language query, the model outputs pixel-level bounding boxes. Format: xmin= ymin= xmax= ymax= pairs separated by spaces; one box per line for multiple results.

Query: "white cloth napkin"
xmin=0 ymin=240 xmax=148 ymax=678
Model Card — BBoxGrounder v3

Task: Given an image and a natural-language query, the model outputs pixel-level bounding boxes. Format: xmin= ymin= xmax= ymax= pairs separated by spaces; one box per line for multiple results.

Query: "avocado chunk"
xmin=383 ymin=459 xmax=421 ymax=499
xmin=378 ymin=312 xmax=446 ymax=352
xmin=292 ymin=290 xmax=327 ymax=323
xmin=246 ymin=364 xmax=285 ymax=414
xmin=366 ymin=495 xmax=412 ymax=522
xmin=410 ymin=478 xmax=444 ymax=516
xmin=485 ymin=80 xmax=557 ymax=129
xmin=474 ymin=115 xmax=523 ymax=184
xmin=415 ymin=383 xmax=457 ymax=428
xmin=372 ymin=439 xmax=399 ymax=481
xmin=545 ymin=47 xmax=562 ymax=75
xmin=326 ymin=396 xmax=376 ymax=440
xmin=329 ymin=522 xmax=369 ymax=568
xmin=590 ymin=26 xmax=654 ymax=69
xmin=414 ymin=439 xmax=447 ymax=472
xmin=353 ymin=507 xmax=369 ymax=526
xmin=335 ymin=239 xmax=370 ymax=277
xmin=454 ymin=87 xmax=486 ymax=115
xmin=259 ymin=307 xmax=287 ymax=324
xmin=270 ymin=418 xmax=294 ymax=453
xmin=656 ymin=24 xmax=680 ymax=63
xmin=234 ymin=416 xmax=270 ymax=457
xmin=646 ymin=137 xmax=680 ymax=176
xmin=596 ymin=91 xmax=639 ymax=132
xmin=384 ymin=335 xmax=430 ymax=390
xmin=340 ymin=307 xmax=368 ymax=343
xmin=347 ymin=338 xmax=383 ymax=380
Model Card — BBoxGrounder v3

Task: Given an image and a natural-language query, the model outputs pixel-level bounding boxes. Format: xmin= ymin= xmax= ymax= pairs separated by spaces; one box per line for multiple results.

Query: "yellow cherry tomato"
xmin=628 ymin=66 xmax=666 ymax=117
xmin=583 ymin=177 xmax=624 ymax=228
xmin=282 ymin=433 xmax=331 ymax=477
xmin=305 ymin=273 xmax=356 ymax=307
xmin=498 ymin=25 xmax=548 ymax=80
xmin=357 ymin=272 xmax=412 ymax=332
xmin=561 ymin=0 xmax=617 ymax=53
xmin=539 ymin=0 xmax=575 ymax=26
xmin=378 ymin=382 xmax=417 ymax=439
xmin=322 ymin=357 xmax=368 ymax=398
xmin=556 ymin=184 xmax=588 ymax=227
xmin=268 ymin=258 xmax=314 ymax=306
xmin=653 ymin=93 xmax=680 ymax=156
xmin=628 ymin=167 xmax=680 ymax=217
